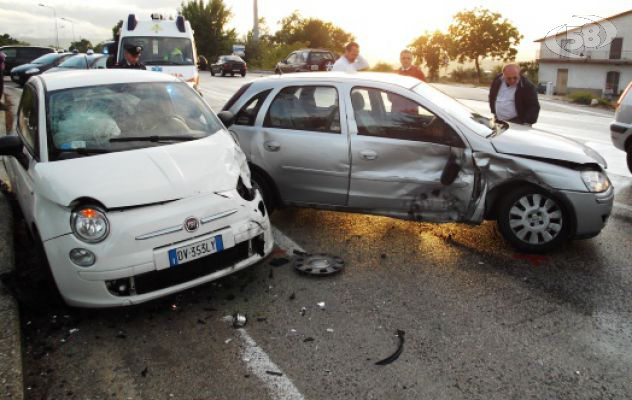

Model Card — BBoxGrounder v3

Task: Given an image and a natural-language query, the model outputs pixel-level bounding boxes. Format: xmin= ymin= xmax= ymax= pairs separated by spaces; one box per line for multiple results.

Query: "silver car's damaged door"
xmin=251 ymin=84 xmax=350 ymax=206
xmin=347 ymin=86 xmax=478 ymax=222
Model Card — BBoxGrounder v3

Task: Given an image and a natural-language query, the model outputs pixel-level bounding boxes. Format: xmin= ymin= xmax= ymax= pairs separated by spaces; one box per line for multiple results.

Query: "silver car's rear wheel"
xmin=498 ymin=187 xmax=570 ymax=253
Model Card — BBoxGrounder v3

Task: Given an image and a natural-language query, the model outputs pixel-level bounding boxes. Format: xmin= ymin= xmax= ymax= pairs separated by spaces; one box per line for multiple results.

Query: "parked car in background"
xmin=0 ymin=46 xmax=54 ymax=75
xmin=210 ymin=55 xmax=247 ymax=77
xmin=610 ymin=80 xmax=632 ymax=173
xmin=46 ymin=53 xmax=108 ymax=73
xmin=10 ymin=52 xmax=72 ymax=86
xmin=274 ymin=49 xmax=336 ymax=74
xmin=0 ymin=70 xmax=273 ymax=307
xmin=222 ymin=72 xmax=613 ymax=253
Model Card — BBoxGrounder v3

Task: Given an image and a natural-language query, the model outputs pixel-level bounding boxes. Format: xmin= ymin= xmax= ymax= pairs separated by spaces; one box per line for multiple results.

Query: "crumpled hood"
xmin=34 ymin=132 xmax=248 ymax=209
xmin=491 ymin=124 xmax=607 ymax=167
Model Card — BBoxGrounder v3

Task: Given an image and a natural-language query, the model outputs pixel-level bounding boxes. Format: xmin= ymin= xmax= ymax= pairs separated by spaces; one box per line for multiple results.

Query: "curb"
xmin=0 ymin=190 xmax=23 ymax=400
xmin=0 ymin=85 xmax=24 ymax=400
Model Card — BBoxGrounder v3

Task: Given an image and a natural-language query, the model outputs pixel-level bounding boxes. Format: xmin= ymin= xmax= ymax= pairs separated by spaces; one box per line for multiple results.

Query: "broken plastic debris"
xmin=265 ymin=370 xmax=283 ymax=377
xmin=326 ymin=328 xmax=334 ymax=333
xmin=225 ymin=338 xmax=233 ymax=344
xmin=269 ymin=258 xmax=290 ymax=267
xmin=290 ymin=329 xmax=297 ymax=333
xmin=375 ymin=330 xmax=405 ymax=366
xmin=300 ymin=307 xmax=307 ymax=316
xmin=68 ymin=328 xmax=79 ymax=334
xmin=317 ymin=302 xmax=325 ymax=309
xmin=232 ymin=313 xmax=247 ymax=328
xmin=294 ymin=253 xmax=345 ymax=276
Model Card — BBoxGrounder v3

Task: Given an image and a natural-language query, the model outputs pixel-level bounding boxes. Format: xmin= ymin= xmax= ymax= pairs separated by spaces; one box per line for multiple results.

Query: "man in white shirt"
xmin=489 ymin=63 xmax=540 ymax=124
xmin=332 ymin=42 xmax=369 ymax=72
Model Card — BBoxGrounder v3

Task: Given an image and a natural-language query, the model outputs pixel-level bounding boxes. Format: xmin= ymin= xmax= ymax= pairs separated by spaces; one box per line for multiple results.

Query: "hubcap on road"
xmin=509 ymin=194 xmax=563 ymax=245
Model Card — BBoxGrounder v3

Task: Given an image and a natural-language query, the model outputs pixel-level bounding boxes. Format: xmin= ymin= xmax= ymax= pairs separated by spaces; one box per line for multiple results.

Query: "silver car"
xmin=220 ymin=72 xmax=613 ymax=253
xmin=610 ymin=81 xmax=632 ymax=173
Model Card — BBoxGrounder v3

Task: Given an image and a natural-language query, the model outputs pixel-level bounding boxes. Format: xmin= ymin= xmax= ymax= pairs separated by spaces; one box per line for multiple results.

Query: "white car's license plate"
xmin=168 ymin=235 xmax=224 ymax=267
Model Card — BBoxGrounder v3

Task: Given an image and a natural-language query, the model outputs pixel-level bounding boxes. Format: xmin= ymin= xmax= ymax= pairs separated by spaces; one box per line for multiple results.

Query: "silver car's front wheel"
xmin=498 ymin=187 xmax=570 ymax=253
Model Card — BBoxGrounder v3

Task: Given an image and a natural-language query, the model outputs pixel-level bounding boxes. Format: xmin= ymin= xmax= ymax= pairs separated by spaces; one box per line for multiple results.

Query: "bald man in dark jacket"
xmin=489 ymin=64 xmax=540 ymax=125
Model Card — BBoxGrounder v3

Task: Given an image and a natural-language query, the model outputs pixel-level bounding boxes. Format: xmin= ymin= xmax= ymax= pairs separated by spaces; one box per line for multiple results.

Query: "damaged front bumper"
xmin=43 ymin=191 xmax=273 ymax=308
xmin=560 ymin=185 xmax=614 ymax=239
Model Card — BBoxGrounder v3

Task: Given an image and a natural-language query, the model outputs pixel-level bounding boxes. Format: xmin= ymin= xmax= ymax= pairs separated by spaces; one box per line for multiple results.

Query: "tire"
xmin=627 ymin=151 xmax=632 ymax=174
xmin=221 ymin=71 xmax=226 ymax=77
xmin=241 ymin=71 xmax=246 ymax=77
xmin=210 ymin=70 xmax=215 ymax=76
xmin=251 ymin=170 xmax=275 ymax=213
xmin=275 ymin=68 xmax=281 ymax=75
xmin=497 ymin=186 xmax=571 ymax=253
xmin=230 ymin=72 xmax=234 ymax=77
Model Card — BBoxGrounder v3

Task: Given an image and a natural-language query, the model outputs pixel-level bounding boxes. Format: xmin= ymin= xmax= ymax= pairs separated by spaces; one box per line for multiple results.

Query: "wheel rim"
xmin=508 ymin=193 xmax=563 ymax=245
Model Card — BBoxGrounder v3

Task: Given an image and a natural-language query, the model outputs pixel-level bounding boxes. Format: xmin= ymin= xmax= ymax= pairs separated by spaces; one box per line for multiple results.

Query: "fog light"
xmin=69 ymin=248 xmax=96 ymax=267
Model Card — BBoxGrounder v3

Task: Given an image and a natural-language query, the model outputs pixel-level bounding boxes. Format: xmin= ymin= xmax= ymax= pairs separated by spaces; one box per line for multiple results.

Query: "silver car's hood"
xmin=34 ymin=132 xmax=247 ymax=209
xmin=491 ymin=124 xmax=607 ymax=167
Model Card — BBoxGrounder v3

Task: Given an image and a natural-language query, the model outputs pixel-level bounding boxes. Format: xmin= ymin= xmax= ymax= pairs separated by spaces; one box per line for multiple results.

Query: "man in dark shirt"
xmin=398 ymin=49 xmax=426 ymax=82
xmin=113 ymin=44 xmax=146 ymax=70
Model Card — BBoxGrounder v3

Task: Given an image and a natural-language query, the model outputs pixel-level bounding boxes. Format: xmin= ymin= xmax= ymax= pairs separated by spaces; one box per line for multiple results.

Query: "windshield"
xmin=32 ymin=53 xmax=62 ymax=65
xmin=120 ymin=37 xmax=194 ymax=66
xmin=47 ymin=82 xmax=223 ymax=160
xmin=413 ymin=83 xmax=494 ymax=137
xmin=57 ymin=55 xmax=88 ymax=69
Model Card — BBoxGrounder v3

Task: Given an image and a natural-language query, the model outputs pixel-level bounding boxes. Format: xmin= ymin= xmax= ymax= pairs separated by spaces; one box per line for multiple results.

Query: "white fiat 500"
xmin=0 ymin=70 xmax=273 ymax=307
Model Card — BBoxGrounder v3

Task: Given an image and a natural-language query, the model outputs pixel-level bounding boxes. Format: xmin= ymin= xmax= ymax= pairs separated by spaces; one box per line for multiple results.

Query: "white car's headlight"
xmin=70 ymin=207 xmax=110 ymax=243
xmin=581 ymin=170 xmax=611 ymax=193
xmin=25 ymin=68 xmax=40 ymax=74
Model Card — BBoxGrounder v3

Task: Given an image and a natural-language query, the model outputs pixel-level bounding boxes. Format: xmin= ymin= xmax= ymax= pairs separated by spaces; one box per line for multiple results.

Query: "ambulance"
xmin=118 ymin=13 xmax=199 ymax=89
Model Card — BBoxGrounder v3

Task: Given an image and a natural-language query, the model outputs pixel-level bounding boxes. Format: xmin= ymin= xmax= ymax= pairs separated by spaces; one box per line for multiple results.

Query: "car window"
xmin=58 ymin=55 xmax=88 ymax=69
xmin=351 ymin=87 xmax=463 ymax=147
xmin=264 ymin=86 xmax=340 ymax=133
xmin=17 ymin=85 xmax=39 ymax=158
xmin=2 ymin=48 xmax=17 ymax=58
xmin=47 ymin=82 xmax=224 ymax=160
xmin=235 ymin=90 xmax=272 ymax=126
xmin=93 ymin=56 xmax=107 ymax=69
xmin=119 ymin=37 xmax=194 ymax=66
xmin=297 ymin=52 xmax=307 ymax=63
xmin=31 ymin=53 xmax=60 ymax=65
xmin=309 ymin=52 xmax=331 ymax=64
xmin=286 ymin=53 xmax=297 ymax=64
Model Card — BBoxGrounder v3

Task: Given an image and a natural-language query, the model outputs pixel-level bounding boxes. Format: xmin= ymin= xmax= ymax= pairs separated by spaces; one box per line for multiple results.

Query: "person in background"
xmin=113 ymin=44 xmax=146 ymax=70
xmin=398 ymin=49 xmax=425 ymax=82
xmin=0 ymin=50 xmax=13 ymax=133
xmin=489 ymin=63 xmax=540 ymax=125
xmin=332 ymin=42 xmax=369 ymax=72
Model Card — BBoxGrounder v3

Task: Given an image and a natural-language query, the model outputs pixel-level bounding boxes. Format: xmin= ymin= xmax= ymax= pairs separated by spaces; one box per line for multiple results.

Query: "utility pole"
xmin=253 ymin=0 xmax=259 ymax=41
xmin=38 ymin=3 xmax=59 ymax=50
xmin=61 ymin=18 xmax=75 ymax=44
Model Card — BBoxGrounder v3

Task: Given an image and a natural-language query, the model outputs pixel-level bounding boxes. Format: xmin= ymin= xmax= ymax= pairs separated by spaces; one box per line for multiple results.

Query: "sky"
xmin=0 ymin=0 xmax=629 ymax=65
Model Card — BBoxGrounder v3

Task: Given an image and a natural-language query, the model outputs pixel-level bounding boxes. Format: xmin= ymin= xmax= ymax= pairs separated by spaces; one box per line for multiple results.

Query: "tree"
xmin=112 ymin=20 xmax=123 ymax=40
xmin=409 ymin=31 xmax=452 ymax=81
xmin=274 ymin=11 xmax=353 ymax=54
xmin=180 ymin=0 xmax=237 ymax=60
xmin=69 ymin=38 xmax=93 ymax=53
xmin=0 ymin=33 xmax=28 ymax=46
xmin=448 ymin=8 xmax=522 ymax=82
xmin=371 ymin=62 xmax=394 ymax=72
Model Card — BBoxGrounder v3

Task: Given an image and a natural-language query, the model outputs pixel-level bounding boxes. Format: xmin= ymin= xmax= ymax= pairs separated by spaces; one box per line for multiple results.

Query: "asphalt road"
xmin=5 ymin=73 xmax=632 ymax=400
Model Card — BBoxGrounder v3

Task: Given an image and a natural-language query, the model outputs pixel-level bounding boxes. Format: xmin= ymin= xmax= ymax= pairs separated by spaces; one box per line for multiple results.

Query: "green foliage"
xmin=449 ymin=67 xmax=480 ymax=82
xmin=569 ymin=91 xmax=595 ymax=105
xmin=0 ymin=33 xmax=28 ymax=46
xmin=448 ymin=8 xmax=522 ymax=82
xmin=273 ymin=11 xmax=353 ymax=54
xmin=245 ymin=37 xmax=307 ymax=70
xmin=93 ymin=42 xmax=107 ymax=53
xmin=180 ymin=0 xmax=237 ymax=60
xmin=112 ymin=20 xmax=123 ymax=40
xmin=69 ymin=38 xmax=93 ymax=53
xmin=409 ymin=31 xmax=451 ymax=81
xmin=371 ymin=62 xmax=394 ymax=72
xmin=518 ymin=61 xmax=539 ymax=85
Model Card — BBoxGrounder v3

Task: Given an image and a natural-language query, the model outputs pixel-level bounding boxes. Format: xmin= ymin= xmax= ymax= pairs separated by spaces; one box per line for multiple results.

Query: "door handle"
xmin=360 ymin=150 xmax=378 ymax=160
xmin=264 ymin=141 xmax=281 ymax=152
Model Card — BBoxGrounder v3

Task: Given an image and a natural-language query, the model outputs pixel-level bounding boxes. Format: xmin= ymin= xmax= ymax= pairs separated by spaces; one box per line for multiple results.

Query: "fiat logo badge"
xmin=184 ymin=217 xmax=199 ymax=233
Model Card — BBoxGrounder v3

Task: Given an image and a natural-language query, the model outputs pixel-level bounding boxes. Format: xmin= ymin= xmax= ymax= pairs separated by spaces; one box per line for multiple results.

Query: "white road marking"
xmin=614 ymin=202 xmax=632 ymax=213
xmin=237 ymin=324 xmax=305 ymax=400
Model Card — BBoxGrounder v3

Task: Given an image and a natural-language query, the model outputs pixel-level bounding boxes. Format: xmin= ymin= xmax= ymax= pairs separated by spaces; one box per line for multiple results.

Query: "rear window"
xmin=58 ymin=55 xmax=88 ymax=69
xmin=225 ymin=56 xmax=243 ymax=62
xmin=309 ymin=52 xmax=333 ymax=64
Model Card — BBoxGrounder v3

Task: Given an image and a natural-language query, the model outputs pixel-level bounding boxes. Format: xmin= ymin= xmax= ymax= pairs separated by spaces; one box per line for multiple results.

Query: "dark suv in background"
xmin=275 ymin=49 xmax=336 ymax=74
xmin=0 ymin=46 xmax=55 ymax=75
xmin=210 ymin=55 xmax=247 ymax=77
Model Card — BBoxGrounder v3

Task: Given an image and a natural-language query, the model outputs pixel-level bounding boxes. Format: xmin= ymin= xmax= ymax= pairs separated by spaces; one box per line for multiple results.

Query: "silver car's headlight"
xmin=70 ymin=207 xmax=110 ymax=243
xmin=25 ymin=68 xmax=40 ymax=74
xmin=581 ymin=170 xmax=611 ymax=193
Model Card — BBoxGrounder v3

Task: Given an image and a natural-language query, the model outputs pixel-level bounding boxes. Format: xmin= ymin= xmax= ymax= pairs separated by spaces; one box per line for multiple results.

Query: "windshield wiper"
xmin=109 ymin=135 xmax=198 ymax=143
xmin=56 ymin=148 xmax=112 ymax=156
